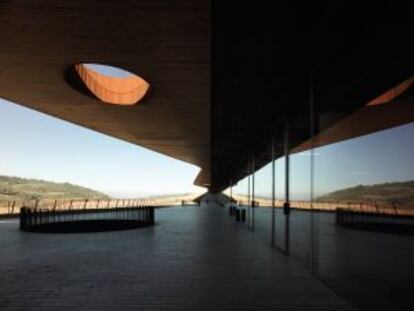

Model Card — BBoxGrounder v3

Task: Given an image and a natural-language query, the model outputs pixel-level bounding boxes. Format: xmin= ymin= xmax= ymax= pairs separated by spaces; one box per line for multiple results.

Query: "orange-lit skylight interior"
xmin=75 ymin=63 xmax=149 ymax=105
xmin=366 ymin=76 xmax=413 ymax=106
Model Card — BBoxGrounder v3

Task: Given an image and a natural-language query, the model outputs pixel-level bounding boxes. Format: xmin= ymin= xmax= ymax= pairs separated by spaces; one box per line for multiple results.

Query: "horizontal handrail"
xmin=0 ymin=198 xmax=165 ymax=215
xmin=0 ymin=197 xmax=191 ymax=216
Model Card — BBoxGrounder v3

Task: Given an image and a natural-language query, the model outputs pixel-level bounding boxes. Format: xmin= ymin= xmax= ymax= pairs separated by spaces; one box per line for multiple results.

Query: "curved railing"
xmin=336 ymin=207 xmax=414 ymax=224
xmin=20 ymin=205 xmax=154 ymax=232
xmin=0 ymin=196 xmax=197 ymax=217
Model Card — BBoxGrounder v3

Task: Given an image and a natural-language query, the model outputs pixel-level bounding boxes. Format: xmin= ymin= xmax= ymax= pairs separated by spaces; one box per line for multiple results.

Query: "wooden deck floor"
xmin=0 ymin=206 xmax=355 ymax=310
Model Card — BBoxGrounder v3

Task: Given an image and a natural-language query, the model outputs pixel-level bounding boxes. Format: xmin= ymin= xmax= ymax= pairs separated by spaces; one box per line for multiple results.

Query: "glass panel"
xmin=234 ymin=176 xmax=248 ymax=206
xmin=289 ymin=150 xmax=312 ymax=267
xmin=274 ymin=156 xmax=286 ymax=250
xmin=252 ymin=161 xmax=272 ymax=243
xmin=314 ymin=96 xmax=414 ymax=309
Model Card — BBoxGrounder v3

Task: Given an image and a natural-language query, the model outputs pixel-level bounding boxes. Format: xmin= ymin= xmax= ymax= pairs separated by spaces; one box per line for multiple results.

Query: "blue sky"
xmin=0 ymin=98 xmax=203 ymax=197
xmin=84 ymin=63 xmax=132 ymax=78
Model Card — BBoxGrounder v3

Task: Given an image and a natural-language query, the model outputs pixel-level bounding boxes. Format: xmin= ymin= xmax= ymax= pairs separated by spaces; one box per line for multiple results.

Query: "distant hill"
xmin=0 ymin=175 xmax=110 ymax=202
xmin=318 ymin=181 xmax=414 ymax=207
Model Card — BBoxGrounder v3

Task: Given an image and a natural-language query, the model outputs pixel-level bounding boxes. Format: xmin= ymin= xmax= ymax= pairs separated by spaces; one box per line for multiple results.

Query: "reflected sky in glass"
xmin=236 ymin=122 xmax=414 ymax=200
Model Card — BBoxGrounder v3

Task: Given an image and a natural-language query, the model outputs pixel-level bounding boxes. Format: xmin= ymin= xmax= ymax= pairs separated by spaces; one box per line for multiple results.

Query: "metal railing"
xmin=20 ymin=205 xmax=155 ymax=232
xmin=0 ymin=196 xmax=197 ymax=217
xmin=234 ymin=196 xmax=414 ymax=217
xmin=336 ymin=208 xmax=414 ymax=227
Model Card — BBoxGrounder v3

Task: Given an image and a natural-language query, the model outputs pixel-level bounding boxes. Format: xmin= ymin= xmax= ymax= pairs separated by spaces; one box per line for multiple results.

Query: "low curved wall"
xmin=336 ymin=208 xmax=414 ymax=234
xmin=20 ymin=206 xmax=154 ymax=233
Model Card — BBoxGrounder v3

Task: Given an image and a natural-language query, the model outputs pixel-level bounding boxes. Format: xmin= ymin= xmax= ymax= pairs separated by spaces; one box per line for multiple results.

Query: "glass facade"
xmin=314 ymin=122 xmax=414 ymax=309
xmin=250 ymin=161 xmax=272 ymax=241
xmin=233 ymin=80 xmax=414 ymax=309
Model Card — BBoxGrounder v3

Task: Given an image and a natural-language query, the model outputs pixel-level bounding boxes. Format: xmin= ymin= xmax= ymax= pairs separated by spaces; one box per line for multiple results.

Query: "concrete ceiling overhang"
xmin=0 ymin=0 xmax=211 ymax=185
xmin=0 ymin=1 xmax=413 ymax=192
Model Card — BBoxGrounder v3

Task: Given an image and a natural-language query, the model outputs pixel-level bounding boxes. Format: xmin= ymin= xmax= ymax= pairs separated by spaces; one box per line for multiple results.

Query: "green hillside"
xmin=318 ymin=181 xmax=414 ymax=207
xmin=0 ymin=175 xmax=110 ymax=202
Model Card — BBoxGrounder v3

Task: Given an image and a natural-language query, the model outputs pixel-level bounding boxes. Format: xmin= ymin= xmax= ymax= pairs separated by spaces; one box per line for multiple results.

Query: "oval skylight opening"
xmin=73 ymin=63 xmax=149 ymax=105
